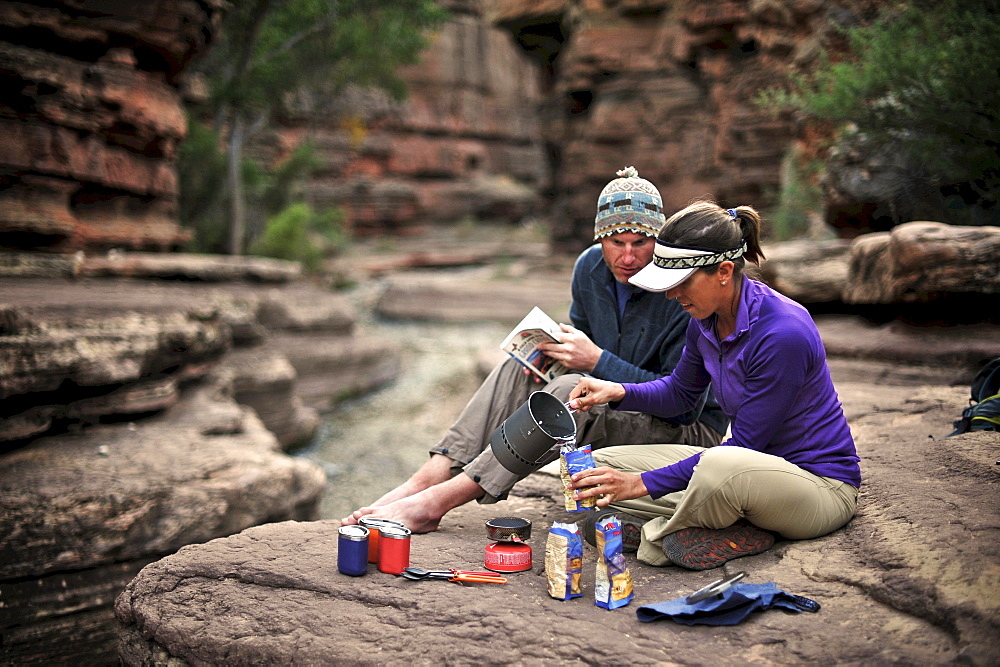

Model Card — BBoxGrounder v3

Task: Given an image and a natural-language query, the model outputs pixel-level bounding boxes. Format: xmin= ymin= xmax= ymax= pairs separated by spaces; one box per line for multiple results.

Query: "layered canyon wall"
xmin=1 ymin=0 xmax=886 ymax=255
xmin=490 ymin=0 xmax=865 ymax=247
xmin=258 ymin=0 xmax=550 ymax=238
xmin=0 ymin=0 xmax=224 ymax=253
xmin=282 ymin=0 xmax=885 ymax=251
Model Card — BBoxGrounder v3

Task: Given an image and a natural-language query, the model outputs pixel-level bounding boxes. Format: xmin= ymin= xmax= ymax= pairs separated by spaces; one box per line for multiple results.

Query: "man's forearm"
xmin=592 ymin=350 xmax=661 ymax=384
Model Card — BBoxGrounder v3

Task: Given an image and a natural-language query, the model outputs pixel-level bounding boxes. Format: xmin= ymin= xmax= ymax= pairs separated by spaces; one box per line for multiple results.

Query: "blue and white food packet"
xmin=595 ymin=515 xmax=634 ymax=610
xmin=545 ymin=521 xmax=584 ymax=600
xmin=560 ymin=444 xmax=597 ymax=512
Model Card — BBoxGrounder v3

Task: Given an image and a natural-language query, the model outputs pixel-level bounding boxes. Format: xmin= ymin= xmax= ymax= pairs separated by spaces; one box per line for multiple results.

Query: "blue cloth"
xmin=616 ymin=277 xmax=861 ymax=496
xmin=636 ymin=582 xmax=817 ymax=626
xmin=569 ymin=244 xmax=727 ymax=435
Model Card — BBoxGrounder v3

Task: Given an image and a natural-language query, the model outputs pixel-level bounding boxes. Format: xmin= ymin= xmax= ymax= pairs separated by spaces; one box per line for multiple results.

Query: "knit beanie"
xmin=594 ymin=166 xmax=665 ymax=240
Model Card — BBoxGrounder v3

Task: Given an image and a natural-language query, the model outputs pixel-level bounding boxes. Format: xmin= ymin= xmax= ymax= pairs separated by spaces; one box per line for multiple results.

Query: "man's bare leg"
xmin=340 ymin=472 xmax=484 ymax=533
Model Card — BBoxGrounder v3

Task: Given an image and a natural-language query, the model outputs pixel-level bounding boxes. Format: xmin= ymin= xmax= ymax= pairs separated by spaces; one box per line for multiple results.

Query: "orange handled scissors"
xmin=448 ymin=571 xmax=508 ymax=584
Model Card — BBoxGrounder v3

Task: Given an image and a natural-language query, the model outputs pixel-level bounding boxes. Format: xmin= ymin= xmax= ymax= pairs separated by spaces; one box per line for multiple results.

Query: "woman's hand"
xmin=569 ymin=466 xmax=647 ymax=508
xmin=566 ymin=377 xmax=626 ymax=412
xmin=536 ymin=323 xmax=602 ymax=373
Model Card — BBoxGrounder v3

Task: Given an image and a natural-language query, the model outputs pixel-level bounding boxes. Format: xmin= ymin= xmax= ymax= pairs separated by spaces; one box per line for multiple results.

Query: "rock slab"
xmin=114 ymin=360 xmax=1000 ymax=664
xmin=844 ymin=221 xmax=1000 ymax=304
xmin=0 ymin=271 xmax=402 ymax=663
xmin=0 ymin=384 xmax=327 ymax=663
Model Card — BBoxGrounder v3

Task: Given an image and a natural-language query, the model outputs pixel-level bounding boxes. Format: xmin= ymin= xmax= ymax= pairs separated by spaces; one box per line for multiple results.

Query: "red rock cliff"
xmin=1 ymin=0 xmax=886 ymax=253
xmin=258 ymin=0 xmax=549 ymax=237
xmin=272 ymin=0 xmax=884 ymax=249
xmin=487 ymin=0 xmax=884 ymax=248
xmin=0 ymin=0 xmax=223 ymax=253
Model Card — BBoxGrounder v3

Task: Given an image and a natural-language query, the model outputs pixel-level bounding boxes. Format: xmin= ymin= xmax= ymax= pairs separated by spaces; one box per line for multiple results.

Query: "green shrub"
xmin=757 ymin=0 xmax=1000 ymax=225
xmin=251 ymin=202 xmax=346 ymax=271
xmin=178 ymin=118 xmax=228 ymax=253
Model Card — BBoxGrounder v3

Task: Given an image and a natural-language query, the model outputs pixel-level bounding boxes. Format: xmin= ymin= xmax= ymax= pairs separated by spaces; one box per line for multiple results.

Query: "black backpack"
xmin=947 ymin=357 xmax=1000 ymax=436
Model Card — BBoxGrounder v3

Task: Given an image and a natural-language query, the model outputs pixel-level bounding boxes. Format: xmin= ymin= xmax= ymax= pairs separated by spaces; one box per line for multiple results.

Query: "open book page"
xmin=499 ymin=306 xmax=569 ymax=383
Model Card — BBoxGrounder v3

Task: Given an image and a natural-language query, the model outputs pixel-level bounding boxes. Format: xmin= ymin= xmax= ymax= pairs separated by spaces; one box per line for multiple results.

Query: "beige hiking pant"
xmin=434 ymin=357 xmax=724 ymax=502
xmin=592 ymin=444 xmax=859 ymax=566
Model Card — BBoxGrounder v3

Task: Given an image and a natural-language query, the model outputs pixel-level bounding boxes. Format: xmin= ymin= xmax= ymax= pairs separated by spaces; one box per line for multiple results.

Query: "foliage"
xmin=757 ymin=0 xmax=1000 ymax=225
xmin=199 ymin=0 xmax=446 ymax=115
xmin=767 ymin=145 xmax=824 ymax=241
xmin=182 ymin=129 xmax=347 ymax=260
xmin=179 ymin=0 xmax=448 ymax=256
xmin=251 ymin=202 xmax=346 ymax=271
xmin=178 ymin=118 xmax=228 ymax=252
xmin=261 ymin=139 xmax=320 ymax=216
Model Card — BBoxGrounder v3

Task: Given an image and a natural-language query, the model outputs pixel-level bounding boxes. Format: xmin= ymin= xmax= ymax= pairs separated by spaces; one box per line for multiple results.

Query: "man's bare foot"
xmin=340 ymin=503 xmax=388 ymax=527
xmin=340 ymin=473 xmax=484 ymax=533
xmin=340 ymin=454 xmax=455 ymax=525
xmin=345 ymin=495 xmax=442 ymax=533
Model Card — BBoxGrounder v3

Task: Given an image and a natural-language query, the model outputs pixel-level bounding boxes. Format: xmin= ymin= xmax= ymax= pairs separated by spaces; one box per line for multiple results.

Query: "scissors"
xmin=400 ymin=567 xmax=508 ymax=584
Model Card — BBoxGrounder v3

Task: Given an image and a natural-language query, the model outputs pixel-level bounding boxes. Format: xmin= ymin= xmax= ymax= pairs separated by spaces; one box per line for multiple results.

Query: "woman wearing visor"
xmin=567 ymin=201 xmax=860 ymax=570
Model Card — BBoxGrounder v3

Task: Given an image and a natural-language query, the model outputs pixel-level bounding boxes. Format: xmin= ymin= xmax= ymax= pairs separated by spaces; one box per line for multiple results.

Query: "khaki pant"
xmin=592 ymin=444 xmax=859 ymax=566
xmin=434 ymin=358 xmax=723 ymax=502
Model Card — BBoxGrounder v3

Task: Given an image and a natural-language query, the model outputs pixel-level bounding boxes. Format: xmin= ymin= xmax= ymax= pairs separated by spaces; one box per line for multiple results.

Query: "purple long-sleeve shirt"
xmin=616 ymin=278 xmax=861 ymax=498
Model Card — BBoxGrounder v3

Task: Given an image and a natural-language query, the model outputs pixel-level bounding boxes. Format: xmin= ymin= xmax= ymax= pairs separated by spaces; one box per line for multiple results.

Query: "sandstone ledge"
xmin=0 ymin=277 xmax=399 ymax=444
xmin=114 ymin=359 xmax=1000 ymax=664
xmin=0 ymin=383 xmax=327 ymax=663
xmin=78 ymin=252 xmax=303 ymax=283
xmin=0 ymin=274 xmax=402 ymax=663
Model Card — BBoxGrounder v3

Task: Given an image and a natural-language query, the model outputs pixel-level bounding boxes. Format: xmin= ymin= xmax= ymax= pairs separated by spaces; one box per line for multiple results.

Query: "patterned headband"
xmin=651 ymin=241 xmax=748 ymax=270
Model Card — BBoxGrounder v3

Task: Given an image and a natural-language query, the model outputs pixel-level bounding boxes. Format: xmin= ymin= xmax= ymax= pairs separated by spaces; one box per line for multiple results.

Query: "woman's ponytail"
xmin=729 ymin=205 xmax=765 ymax=265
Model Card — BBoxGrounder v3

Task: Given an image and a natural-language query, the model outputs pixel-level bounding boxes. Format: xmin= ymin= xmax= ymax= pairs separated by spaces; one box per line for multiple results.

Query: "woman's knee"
xmin=693 ymin=446 xmax=756 ymax=477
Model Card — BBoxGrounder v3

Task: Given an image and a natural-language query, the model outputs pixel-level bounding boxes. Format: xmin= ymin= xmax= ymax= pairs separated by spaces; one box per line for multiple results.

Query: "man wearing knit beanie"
xmin=594 ymin=165 xmax=665 ymax=240
xmin=343 ymin=167 xmax=726 ymax=544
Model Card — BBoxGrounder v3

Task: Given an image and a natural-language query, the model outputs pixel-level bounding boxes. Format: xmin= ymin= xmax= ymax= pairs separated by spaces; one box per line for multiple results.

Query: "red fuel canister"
xmin=484 ymin=540 xmax=532 ymax=573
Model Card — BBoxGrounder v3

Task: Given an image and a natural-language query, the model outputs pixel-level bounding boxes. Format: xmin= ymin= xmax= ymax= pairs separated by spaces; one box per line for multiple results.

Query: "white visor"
xmin=629 ymin=241 xmax=746 ymax=292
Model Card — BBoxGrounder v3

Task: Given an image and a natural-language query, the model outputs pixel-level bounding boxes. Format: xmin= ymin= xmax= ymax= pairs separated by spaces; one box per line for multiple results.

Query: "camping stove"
xmin=484 ymin=516 xmax=532 ymax=573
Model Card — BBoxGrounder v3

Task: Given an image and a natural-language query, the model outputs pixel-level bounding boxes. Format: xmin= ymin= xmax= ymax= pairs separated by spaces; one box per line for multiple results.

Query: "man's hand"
xmin=566 ymin=377 xmax=626 ymax=412
xmin=521 ymin=366 xmax=545 ymax=383
xmin=569 ymin=466 xmax=648 ymax=507
xmin=535 ymin=323 xmax=602 ymax=373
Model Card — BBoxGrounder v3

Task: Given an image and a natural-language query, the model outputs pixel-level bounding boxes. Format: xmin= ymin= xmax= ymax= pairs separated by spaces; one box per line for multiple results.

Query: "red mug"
xmin=376 ymin=525 xmax=412 ymax=575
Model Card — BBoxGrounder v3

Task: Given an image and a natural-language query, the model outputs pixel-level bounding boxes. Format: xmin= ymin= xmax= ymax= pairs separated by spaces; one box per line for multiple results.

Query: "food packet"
xmin=545 ymin=521 xmax=584 ymax=600
xmin=594 ymin=515 xmax=634 ymax=610
xmin=560 ymin=443 xmax=596 ymax=512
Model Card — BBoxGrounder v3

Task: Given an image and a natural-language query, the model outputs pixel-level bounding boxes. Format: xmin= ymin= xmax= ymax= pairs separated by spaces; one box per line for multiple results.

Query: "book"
xmin=499 ymin=306 xmax=569 ymax=383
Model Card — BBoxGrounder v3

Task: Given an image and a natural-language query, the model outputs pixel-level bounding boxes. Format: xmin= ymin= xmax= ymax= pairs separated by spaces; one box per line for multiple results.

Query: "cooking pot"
xmin=489 ymin=391 xmax=576 ymax=476
xmin=485 ymin=516 xmax=532 ymax=542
